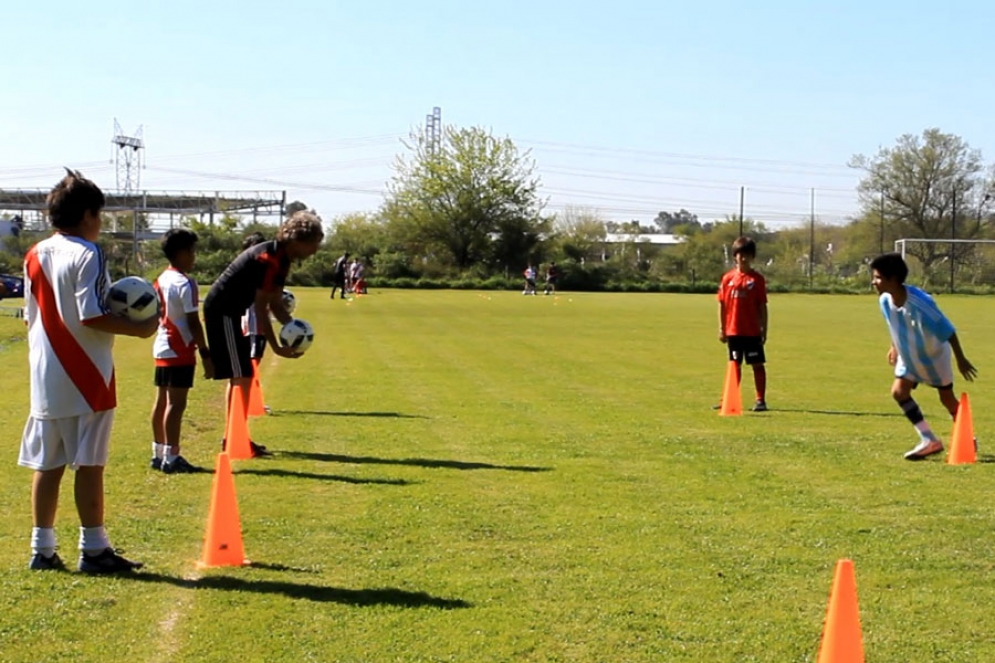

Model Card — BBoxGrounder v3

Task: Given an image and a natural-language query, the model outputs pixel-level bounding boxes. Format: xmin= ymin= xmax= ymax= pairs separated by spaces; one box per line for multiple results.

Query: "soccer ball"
xmin=108 ymin=276 xmax=158 ymax=321
xmin=282 ymin=289 xmax=296 ymax=315
xmin=279 ymin=318 xmax=314 ymax=353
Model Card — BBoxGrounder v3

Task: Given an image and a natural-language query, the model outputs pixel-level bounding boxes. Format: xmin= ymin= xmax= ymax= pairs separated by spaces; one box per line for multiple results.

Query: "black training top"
xmin=204 ymin=240 xmax=290 ymax=315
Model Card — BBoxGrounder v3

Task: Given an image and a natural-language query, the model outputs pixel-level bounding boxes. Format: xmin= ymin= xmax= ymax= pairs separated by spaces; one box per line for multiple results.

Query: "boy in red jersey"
xmin=717 ymin=236 xmax=769 ymax=411
xmin=20 ymin=170 xmax=157 ymax=572
xmin=150 ymin=229 xmax=213 ymax=473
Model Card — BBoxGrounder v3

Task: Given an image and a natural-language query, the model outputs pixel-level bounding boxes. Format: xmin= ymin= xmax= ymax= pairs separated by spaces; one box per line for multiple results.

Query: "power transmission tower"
xmin=424 ymin=106 xmax=442 ymax=155
xmin=111 ymin=119 xmax=145 ymax=192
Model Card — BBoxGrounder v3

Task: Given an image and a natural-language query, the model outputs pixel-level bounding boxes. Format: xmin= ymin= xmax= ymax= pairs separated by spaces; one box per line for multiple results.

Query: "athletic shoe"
xmin=150 ymin=457 xmax=162 ymax=471
xmin=250 ymin=441 xmax=271 ymax=457
xmin=904 ymin=438 xmax=944 ymax=461
xmin=29 ymin=552 xmax=66 ymax=571
xmin=751 ymin=400 xmax=768 ymax=412
xmin=263 ymin=405 xmax=272 ymax=414
xmin=79 ymin=548 xmax=143 ymax=574
xmin=161 ymin=455 xmax=198 ymax=474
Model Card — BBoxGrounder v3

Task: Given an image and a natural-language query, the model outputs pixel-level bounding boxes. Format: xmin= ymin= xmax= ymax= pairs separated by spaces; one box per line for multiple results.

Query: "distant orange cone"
xmin=947 ymin=392 xmax=976 ymax=465
xmin=224 ymin=384 xmax=253 ymax=460
xmin=199 ymin=453 xmax=248 ymax=568
xmin=817 ymin=559 xmax=865 ymax=663
xmin=719 ymin=361 xmax=742 ymax=416
xmin=247 ymin=359 xmax=266 ymax=417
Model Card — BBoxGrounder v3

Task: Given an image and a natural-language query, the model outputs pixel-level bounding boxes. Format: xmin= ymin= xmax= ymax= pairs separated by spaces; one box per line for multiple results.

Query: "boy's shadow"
xmin=279 ymin=451 xmax=551 ymax=473
xmin=118 ymin=572 xmax=470 ymax=609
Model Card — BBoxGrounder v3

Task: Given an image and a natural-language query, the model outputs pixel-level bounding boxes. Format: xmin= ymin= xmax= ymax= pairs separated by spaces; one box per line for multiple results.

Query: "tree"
xmin=554 ymin=207 xmax=607 ymax=263
xmin=285 ymin=200 xmax=310 ymax=216
xmin=850 ymin=128 xmax=993 ymax=281
xmin=384 ymin=126 xmax=546 ymax=271
xmin=654 ymin=209 xmax=699 ymax=234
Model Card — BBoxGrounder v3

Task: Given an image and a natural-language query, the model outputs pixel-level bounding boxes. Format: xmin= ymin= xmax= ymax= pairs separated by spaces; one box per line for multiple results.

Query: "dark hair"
xmin=277 ymin=211 xmax=324 ymax=243
xmin=161 ymin=228 xmax=199 ymax=262
xmin=47 ymin=168 xmax=105 ymax=229
xmin=870 ymin=252 xmax=908 ymax=283
xmin=732 ymin=236 xmax=756 ymax=257
xmin=242 ymin=232 xmax=266 ymax=249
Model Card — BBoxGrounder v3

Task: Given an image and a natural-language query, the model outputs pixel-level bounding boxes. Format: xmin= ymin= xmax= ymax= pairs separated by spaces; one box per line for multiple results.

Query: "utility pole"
xmin=738 ymin=186 xmax=745 ymax=236
xmin=809 ymin=188 xmax=816 ymax=289
xmin=111 ymin=119 xmax=144 ymax=192
xmin=950 ymin=186 xmax=957 ymax=293
xmin=879 ymin=189 xmax=886 ymax=254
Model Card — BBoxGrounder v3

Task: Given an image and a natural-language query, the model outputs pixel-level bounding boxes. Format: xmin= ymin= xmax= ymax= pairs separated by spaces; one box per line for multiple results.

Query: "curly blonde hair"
xmin=277 ymin=211 xmax=325 ymax=243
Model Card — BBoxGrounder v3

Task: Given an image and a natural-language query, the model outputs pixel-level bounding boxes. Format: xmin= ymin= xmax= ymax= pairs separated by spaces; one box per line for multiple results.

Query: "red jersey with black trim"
xmin=717 ymin=268 xmax=767 ymax=337
xmin=203 ymin=240 xmax=289 ymax=316
xmin=153 ymin=267 xmax=200 ymax=366
xmin=24 ymin=234 xmax=116 ymax=418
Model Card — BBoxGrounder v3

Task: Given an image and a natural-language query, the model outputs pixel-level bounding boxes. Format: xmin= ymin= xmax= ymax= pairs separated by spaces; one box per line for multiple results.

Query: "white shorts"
xmin=18 ymin=410 xmax=116 ymax=471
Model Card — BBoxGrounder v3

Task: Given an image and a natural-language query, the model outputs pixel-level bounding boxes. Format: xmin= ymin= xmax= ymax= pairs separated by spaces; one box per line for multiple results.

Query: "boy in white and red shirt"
xmin=150 ymin=229 xmax=213 ymax=473
xmin=20 ymin=169 xmax=157 ymax=573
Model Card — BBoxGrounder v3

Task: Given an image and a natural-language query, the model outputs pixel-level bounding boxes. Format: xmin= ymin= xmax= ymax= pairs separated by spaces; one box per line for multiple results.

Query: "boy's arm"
xmin=759 ymin=303 xmax=768 ymax=344
xmin=948 ymin=332 xmax=977 ymax=381
xmin=254 ymin=290 xmax=299 ymax=358
xmin=185 ymin=312 xmax=214 ymax=378
xmin=717 ymin=301 xmax=727 ymax=342
xmin=84 ymin=314 xmax=158 ymax=338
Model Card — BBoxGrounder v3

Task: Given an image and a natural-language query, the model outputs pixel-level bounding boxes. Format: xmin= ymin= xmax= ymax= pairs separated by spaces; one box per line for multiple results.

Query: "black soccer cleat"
xmin=161 ymin=455 xmax=198 ymax=474
xmin=29 ymin=552 xmax=66 ymax=571
xmin=79 ymin=548 xmax=144 ymax=574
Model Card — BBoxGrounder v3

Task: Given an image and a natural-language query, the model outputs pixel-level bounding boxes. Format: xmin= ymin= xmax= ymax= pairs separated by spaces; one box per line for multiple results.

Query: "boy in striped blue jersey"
xmin=870 ymin=253 xmax=976 ymax=460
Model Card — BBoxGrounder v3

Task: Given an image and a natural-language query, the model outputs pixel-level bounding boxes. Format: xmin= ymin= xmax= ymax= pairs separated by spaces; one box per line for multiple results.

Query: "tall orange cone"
xmin=199 ymin=452 xmax=248 ymax=568
xmin=947 ymin=392 xmax=976 ymax=465
xmin=719 ymin=361 xmax=742 ymax=416
xmin=817 ymin=559 xmax=865 ymax=663
xmin=247 ymin=359 xmax=266 ymax=417
xmin=224 ymin=384 xmax=253 ymax=460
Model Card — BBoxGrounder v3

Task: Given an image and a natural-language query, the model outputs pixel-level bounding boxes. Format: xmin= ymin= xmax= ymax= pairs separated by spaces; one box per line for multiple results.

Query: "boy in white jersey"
xmin=870 ymin=253 xmax=976 ymax=460
xmin=20 ymin=170 xmax=157 ymax=572
xmin=150 ymin=229 xmax=213 ymax=473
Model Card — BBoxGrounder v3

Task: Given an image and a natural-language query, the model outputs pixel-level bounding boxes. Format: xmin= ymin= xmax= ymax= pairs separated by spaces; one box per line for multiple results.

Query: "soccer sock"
xmin=753 ymin=365 xmax=767 ymax=402
xmin=153 ymin=442 xmax=165 ymax=459
xmin=79 ymin=526 xmax=112 ymax=554
xmin=898 ymin=398 xmax=937 ymax=441
xmin=31 ymin=527 xmax=56 ymax=558
xmin=165 ymin=446 xmax=178 ymax=463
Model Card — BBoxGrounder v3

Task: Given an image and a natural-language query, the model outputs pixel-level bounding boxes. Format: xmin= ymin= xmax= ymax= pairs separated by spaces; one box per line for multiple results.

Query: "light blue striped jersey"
xmin=879 ymin=286 xmax=956 ymax=386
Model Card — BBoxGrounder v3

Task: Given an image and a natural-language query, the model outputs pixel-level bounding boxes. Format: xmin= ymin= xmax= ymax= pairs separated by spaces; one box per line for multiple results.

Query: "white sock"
xmin=914 ymin=420 xmax=938 ymax=441
xmin=31 ymin=527 xmax=56 ymax=557
xmin=79 ymin=526 xmax=112 ymax=554
xmin=153 ymin=442 xmax=165 ymax=459
xmin=165 ymin=446 xmax=179 ymax=463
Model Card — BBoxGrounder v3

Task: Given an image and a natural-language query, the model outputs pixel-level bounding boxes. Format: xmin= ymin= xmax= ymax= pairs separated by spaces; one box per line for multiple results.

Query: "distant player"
xmin=870 ymin=253 xmax=976 ymax=460
xmin=20 ymin=169 xmax=157 ymax=573
xmin=203 ymin=212 xmax=324 ymax=455
xmin=717 ymin=236 xmax=768 ymax=412
xmin=523 ymin=264 xmax=537 ymax=295
xmin=330 ymin=251 xmax=350 ymax=299
xmin=150 ymin=228 xmax=213 ymax=474
xmin=543 ymin=262 xmax=559 ymax=296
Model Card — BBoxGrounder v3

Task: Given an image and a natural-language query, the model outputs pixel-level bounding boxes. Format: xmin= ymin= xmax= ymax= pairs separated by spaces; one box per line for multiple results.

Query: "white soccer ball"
xmin=279 ymin=318 xmax=314 ymax=353
xmin=108 ymin=276 xmax=158 ymax=321
xmin=282 ymin=289 xmax=296 ymax=315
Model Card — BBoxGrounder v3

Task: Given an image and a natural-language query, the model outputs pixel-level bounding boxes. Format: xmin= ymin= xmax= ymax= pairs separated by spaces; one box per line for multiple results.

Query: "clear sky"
xmin=2 ymin=0 xmax=992 ymax=228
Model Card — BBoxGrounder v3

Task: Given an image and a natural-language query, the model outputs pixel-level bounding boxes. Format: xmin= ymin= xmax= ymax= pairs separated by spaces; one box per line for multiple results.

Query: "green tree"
xmin=850 ymin=128 xmax=993 ymax=282
xmin=384 ymin=126 xmax=546 ymax=271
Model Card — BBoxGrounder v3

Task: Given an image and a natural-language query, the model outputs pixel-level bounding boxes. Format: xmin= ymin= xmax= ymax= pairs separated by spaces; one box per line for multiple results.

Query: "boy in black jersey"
xmin=204 ymin=212 xmax=323 ymax=453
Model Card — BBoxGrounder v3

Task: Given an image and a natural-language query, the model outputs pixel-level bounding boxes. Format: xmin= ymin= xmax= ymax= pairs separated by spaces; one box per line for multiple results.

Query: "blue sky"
xmin=2 ymin=0 xmax=992 ymax=228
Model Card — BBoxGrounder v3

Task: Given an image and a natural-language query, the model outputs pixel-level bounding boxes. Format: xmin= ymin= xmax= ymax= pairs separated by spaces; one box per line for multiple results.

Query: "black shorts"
xmin=250 ymin=334 xmax=267 ymax=360
xmin=727 ymin=336 xmax=766 ymax=365
xmin=154 ymin=365 xmax=195 ymax=389
xmin=204 ymin=309 xmax=254 ymax=381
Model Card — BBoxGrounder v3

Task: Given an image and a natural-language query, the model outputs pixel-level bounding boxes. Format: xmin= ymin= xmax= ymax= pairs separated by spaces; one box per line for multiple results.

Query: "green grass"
xmin=2 ymin=289 xmax=995 ymax=662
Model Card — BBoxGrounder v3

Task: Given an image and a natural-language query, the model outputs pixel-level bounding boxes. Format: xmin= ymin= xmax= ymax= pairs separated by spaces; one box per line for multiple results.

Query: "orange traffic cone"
xmin=224 ymin=384 xmax=253 ymax=461
xmin=247 ymin=359 xmax=266 ymax=417
xmin=199 ymin=453 xmax=248 ymax=568
xmin=719 ymin=361 xmax=742 ymax=416
xmin=947 ymin=392 xmax=976 ymax=465
xmin=817 ymin=559 xmax=865 ymax=663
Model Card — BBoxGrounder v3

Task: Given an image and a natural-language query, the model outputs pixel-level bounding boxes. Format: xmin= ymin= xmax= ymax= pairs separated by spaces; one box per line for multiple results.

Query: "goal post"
xmin=894 ymin=238 xmax=995 ymax=292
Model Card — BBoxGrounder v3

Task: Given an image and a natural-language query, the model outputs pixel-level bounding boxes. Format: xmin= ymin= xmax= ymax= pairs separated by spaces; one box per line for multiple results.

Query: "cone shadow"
xmin=236 ymin=467 xmax=412 ymax=485
xmin=279 ymin=451 xmax=551 ymax=473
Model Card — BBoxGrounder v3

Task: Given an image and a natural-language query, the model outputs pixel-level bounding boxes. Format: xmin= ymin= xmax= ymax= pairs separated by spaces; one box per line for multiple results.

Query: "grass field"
xmin=2 ymin=288 xmax=995 ymax=662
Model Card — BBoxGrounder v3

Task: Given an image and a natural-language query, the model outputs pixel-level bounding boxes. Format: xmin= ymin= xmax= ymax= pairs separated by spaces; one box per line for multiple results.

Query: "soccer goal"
xmin=894 ymin=238 xmax=995 ymax=290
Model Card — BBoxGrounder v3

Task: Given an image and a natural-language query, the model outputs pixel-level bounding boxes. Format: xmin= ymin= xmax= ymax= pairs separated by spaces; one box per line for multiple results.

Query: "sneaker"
xmin=161 ymin=455 xmax=198 ymax=474
xmin=711 ymin=403 xmax=722 ymax=411
xmin=79 ymin=548 xmax=143 ymax=574
xmin=263 ymin=405 xmax=272 ymax=415
xmin=904 ymin=438 xmax=944 ymax=461
xmin=29 ymin=552 xmax=66 ymax=571
xmin=150 ymin=457 xmax=162 ymax=471
xmin=250 ymin=441 xmax=271 ymax=457
xmin=751 ymin=400 xmax=768 ymax=412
